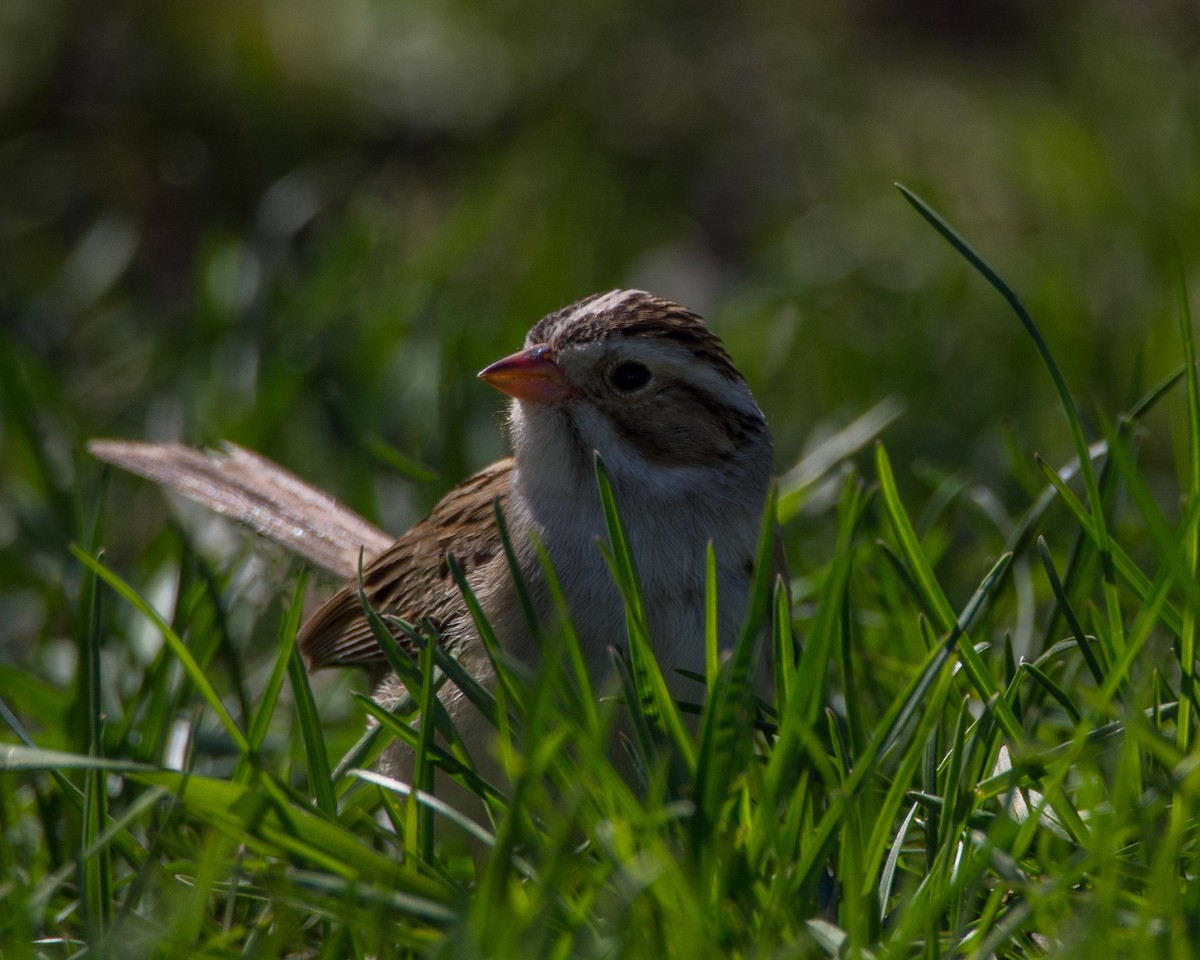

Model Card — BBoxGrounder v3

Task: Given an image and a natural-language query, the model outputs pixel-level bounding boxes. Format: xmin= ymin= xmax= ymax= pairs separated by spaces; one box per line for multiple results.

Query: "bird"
xmin=90 ymin=289 xmax=779 ymax=785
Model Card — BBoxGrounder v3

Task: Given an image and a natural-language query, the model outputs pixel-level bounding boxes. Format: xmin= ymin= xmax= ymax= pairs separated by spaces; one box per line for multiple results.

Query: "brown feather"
xmin=88 ymin=439 xmax=392 ymax=577
xmin=296 ymin=459 xmax=512 ymax=670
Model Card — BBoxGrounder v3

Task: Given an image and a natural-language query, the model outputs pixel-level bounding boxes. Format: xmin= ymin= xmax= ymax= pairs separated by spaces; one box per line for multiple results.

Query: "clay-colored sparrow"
xmin=91 ymin=289 xmax=777 ymax=773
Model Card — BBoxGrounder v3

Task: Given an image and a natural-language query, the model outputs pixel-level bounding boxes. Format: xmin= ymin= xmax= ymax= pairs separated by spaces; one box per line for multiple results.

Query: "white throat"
xmin=504 ymin=398 xmax=772 ymax=693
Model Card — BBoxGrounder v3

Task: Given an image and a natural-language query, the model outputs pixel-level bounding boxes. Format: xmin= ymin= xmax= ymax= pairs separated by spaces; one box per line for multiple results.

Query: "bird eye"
xmin=610 ymin=361 xmax=651 ymax=392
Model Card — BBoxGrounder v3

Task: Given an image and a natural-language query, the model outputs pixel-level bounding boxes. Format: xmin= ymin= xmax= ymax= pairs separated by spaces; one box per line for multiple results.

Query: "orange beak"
xmin=478 ymin=345 xmax=574 ymax=403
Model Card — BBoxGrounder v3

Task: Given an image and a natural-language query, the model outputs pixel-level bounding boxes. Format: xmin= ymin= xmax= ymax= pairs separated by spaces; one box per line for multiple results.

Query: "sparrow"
xmin=90 ymin=289 xmax=778 ymax=780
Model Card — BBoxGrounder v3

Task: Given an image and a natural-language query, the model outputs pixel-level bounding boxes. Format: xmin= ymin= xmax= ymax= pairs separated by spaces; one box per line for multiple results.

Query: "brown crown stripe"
xmin=528 ymin=292 xmax=741 ymax=382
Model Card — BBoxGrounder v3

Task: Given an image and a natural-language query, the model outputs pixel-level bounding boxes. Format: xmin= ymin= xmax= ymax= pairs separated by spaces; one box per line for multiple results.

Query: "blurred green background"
xmin=2 ymin=0 xmax=1199 ymax=676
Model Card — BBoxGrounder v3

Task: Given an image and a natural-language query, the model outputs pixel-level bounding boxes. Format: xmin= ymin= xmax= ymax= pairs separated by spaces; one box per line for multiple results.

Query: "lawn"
xmin=2 ymin=2 xmax=1200 ymax=956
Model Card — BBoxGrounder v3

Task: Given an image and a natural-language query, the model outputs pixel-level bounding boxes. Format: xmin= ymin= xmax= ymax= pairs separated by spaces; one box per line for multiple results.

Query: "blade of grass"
xmin=898 ymin=183 xmax=1125 ymax=657
xmin=594 ymin=454 xmax=694 ymax=775
xmin=1036 ymin=536 xmax=1106 ymax=686
xmin=1019 ymin=662 xmax=1082 ymax=725
xmin=529 ymin=531 xmax=598 ymax=729
xmin=875 ymin=443 xmax=1023 ymax=742
xmin=350 ymin=769 xmax=505 ymax=859
xmin=243 ymin=569 xmax=308 ymax=764
xmin=357 ymin=562 xmax=469 ymax=755
xmin=287 ymin=612 xmax=336 ymax=818
xmin=798 ymin=474 xmax=865 ymax=728
xmin=1035 ymin=454 xmax=1183 ymax=639
xmin=80 ymin=547 xmax=112 ymax=939
xmin=692 ymin=487 xmax=779 ymax=841
xmin=797 ymin=551 xmax=1017 ymax=896
xmin=70 ymin=545 xmax=250 ymax=754
xmin=351 ymin=694 xmax=505 ymax=805
xmin=1174 ymin=265 xmax=1200 ymax=838
xmin=777 ymin=395 xmax=904 ymax=522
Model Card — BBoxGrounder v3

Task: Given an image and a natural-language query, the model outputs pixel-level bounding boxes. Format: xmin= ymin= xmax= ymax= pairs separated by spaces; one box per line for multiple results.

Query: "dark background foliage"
xmin=2 ymin=0 xmax=1198 ymax=671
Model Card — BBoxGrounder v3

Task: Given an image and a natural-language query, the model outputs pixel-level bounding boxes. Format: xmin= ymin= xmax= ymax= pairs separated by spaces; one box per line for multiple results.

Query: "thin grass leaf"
xmin=972 ymin=703 xmax=1179 ymax=799
xmin=80 ymin=545 xmax=112 ymax=939
xmin=331 ymin=724 xmax=392 ymax=786
xmin=191 ymin=546 xmax=252 ymax=722
xmin=1175 ymin=265 xmax=1200 ymax=832
xmin=1106 ymin=428 xmax=1200 ymax=618
xmin=875 ymin=443 xmax=1022 ymax=742
xmin=798 ymin=553 xmax=1014 ymax=897
xmin=798 ymin=474 xmax=864 ymax=727
xmin=608 ymin=647 xmax=656 ymax=791
xmin=923 ymin=727 xmax=940 ymax=874
xmin=70 ymin=545 xmax=250 ymax=754
xmin=594 ymin=455 xmax=694 ymax=774
xmin=247 ymin=569 xmax=307 ymax=759
xmin=356 ymin=563 xmax=469 ymax=757
xmin=409 ymin=616 xmax=500 ymax=736
xmin=492 ymin=499 xmax=541 ymax=641
xmin=351 ymin=695 xmax=505 ymax=805
xmin=29 ymin=786 xmax=171 ymax=922
xmin=936 ymin=699 xmax=972 ymax=879
xmin=879 ymin=801 xmax=921 ymax=923
xmin=287 ymin=616 xmax=336 ymax=818
xmin=362 ymin=433 xmax=439 ymax=484
xmin=898 ymin=183 xmax=1126 ymax=657
xmin=414 ymin=629 xmax=438 ymax=860
xmin=0 ymin=740 xmax=187 ymax=912
xmin=777 ymin=395 xmax=904 ymax=522
xmin=1019 ymin=662 xmax=1082 ymax=725
xmin=529 ymin=532 xmax=599 ymax=731
xmin=280 ymin=871 xmax=456 ymax=934
xmin=1036 ymin=536 xmax=1106 ymax=686
xmin=1004 ymin=439 xmax=1105 ymax=556
xmin=1035 ymin=454 xmax=1183 ymax=639
xmin=692 ymin=487 xmax=779 ymax=836
xmin=447 ymin=554 xmax=526 ymax=714
xmin=773 ymin=569 xmax=796 ymax=720
xmin=1100 ymin=546 xmax=1182 ymax=705
xmin=350 ymin=769 xmax=505 ymax=861
xmin=132 ymin=769 xmax=449 ymax=897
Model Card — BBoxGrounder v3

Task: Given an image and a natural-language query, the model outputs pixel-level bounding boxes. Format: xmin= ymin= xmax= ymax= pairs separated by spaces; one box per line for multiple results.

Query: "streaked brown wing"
xmin=297 ymin=459 xmax=512 ymax=670
xmin=89 ymin=440 xmax=394 ymax=578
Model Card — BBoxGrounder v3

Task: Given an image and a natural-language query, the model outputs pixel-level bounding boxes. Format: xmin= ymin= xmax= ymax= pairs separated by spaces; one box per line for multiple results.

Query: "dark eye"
xmin=610 ymin=362 xmax=651 ymax=392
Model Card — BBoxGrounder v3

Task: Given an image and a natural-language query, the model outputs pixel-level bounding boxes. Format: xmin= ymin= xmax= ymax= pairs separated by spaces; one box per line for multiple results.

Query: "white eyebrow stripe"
xmin=565 ymin=289 xmax=648 ymax=326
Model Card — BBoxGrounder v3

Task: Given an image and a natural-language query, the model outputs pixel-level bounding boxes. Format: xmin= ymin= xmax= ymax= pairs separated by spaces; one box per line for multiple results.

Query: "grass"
xmin=3 ymin=194 xmax=1200 ymax=959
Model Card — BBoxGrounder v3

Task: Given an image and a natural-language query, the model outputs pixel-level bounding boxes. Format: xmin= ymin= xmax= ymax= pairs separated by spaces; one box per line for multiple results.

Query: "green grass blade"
xmin=242 ymin=568 xmax=308 ymax=778
xmin=594 ymin=454 xmax=694 ymax=773
xmin=351 ymin=769 xmax=502 ymax=856
xmin=132 ymin=769 xmax=449 ymax=896
xmin=1175 ymin=266 xmax=1200 ymax=834
xmin=1019 ymin=662 xmax=1082 ymax=725
xmin=797 ymin=474 xmax=864 ymax=728
xmin=447 ymin=553 xmax=526 ymax=714
xmin=1035 ymin=454 xmax=1183 ymax=640
xmin=692 ymin=487 xmax=779 ymax=836
xmin=352 ymin=694 xmax=505 ymax=805
xmin=70 ymin=545 xmax=250 ymax=754
xmin=413 ymin=629 xmax=438 ymax=860
xmin=530 ymin=532 xmax=598 ymax=728
xmin=80 ymin=546 xmax=112 ymax=939
xmin=1036 ymin=536 xmax=1106 ymax=686
xmin=357 ymin=564 xmax=469 ymax=753
xmin=287 ymin=618 xmax=336 ymax=817
xmin=875 ymin=443 xmax=1022 ymax=742
xmin=777 ymin=395 xmax=904 ymax=522
xmin=898 ymin=183 xmax=1125 ymax=654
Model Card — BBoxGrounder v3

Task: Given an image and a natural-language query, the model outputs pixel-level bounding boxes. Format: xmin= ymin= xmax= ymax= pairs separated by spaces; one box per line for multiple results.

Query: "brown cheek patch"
xmin=607 ymin=386 xmax=754 ymax=468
